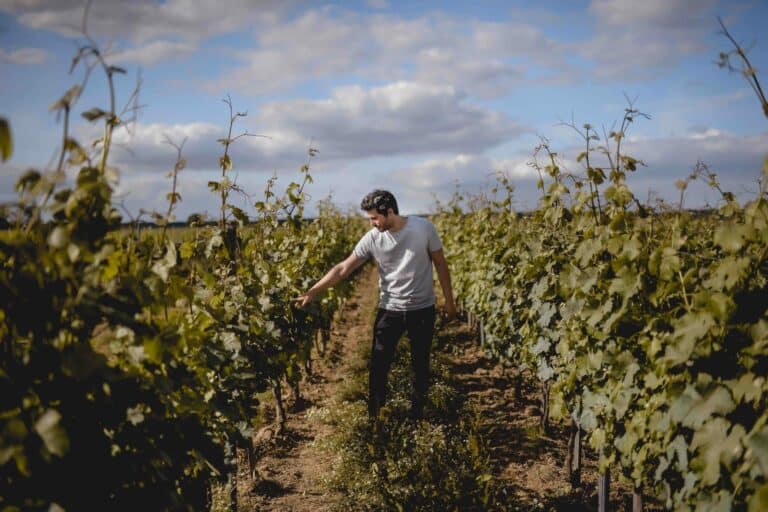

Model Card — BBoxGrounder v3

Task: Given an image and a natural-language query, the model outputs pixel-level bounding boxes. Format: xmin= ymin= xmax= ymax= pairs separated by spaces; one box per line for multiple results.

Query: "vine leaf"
xmin=0 ymin=117 xmax=11 ymax=162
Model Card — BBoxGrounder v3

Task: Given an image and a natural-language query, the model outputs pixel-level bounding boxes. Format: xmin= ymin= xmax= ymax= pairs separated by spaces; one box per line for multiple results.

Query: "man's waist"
xmin=378 ymin=293 xmax=435 ymax=311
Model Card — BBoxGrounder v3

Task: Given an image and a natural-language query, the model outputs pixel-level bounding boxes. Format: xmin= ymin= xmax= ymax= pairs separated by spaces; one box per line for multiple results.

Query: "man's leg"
xmin=369 ymin=308 xmax=406 ymax=418
xmin=405 ymin=305 xmax=436 ymax=420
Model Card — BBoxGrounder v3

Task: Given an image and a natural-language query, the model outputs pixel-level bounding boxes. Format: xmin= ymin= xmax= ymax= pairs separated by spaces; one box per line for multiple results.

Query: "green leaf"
xmin=151 ymin=240 xmax=177 ymax=282
xmin=690 ymin=418 xmax=744 ymax=486
xmin=220 ymin=154 xmax=232 ymax=171
xmin=615 ymin=429 xmax=637 ymax=455
xmin=664 ymin=311 xmax=715 ymax=366
xmin=747 ymin=427 xmax=768 ymax=475
xmin=696 ymin=491 xmax=733 ymax=512
xmin=714 ymin=223 xmax=753 ymax=252
xmin=143 ymin=337 xmax=163 ymax=363
xmin=0 ymin=117 xmax=12 ymax=162
xmin=49 ymin=84 xmax=82 ymax=112
xmin=728 ymin=373 xmax=764 ymax=405
xmin=608 ymin=266 xmax=641 ymax=300
xmin=67 ymin=138 xmax=88 ymax=165
xmin=34 ymin=409 xmax=70 ymax=457
xmin=81 ymin=107 xmax=107 ymax=122
xmin=749 ymin=484 xmax=768 ymax=512
xmin=179 ymin=241 xmax=195 ymax=260
xmin=15 ymin=169 xmax=41 ymax=193
xmin=682 ymin=385 xmax=735 ymax=429
xmin=48 ymin=226 xmax=70 ymax=249
xmin=704 ymin=256 xmax=751 ymax=291
xmin=228 ymin=205 xmax=249 ymax=224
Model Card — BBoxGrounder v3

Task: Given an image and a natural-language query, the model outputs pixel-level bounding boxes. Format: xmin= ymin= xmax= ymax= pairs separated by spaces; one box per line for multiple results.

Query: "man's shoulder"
xmin=358 ymin=227 xmax=379 ymax=244
xmin=408 ymin=215 xmax=436 ymax=231
xmin=408 ymin=215 xmax=432 ymax=226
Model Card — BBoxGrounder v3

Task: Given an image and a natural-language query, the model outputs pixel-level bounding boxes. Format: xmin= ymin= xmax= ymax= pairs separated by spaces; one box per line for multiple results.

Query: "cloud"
xmin=0 ymin=47 xmax=50 ymax=64
xmin=624 ymin=129 xmax=767 ymax=180
xmin=393 ymin=153 xmax=541 ymax=188
xmin=581 ymin=0 xmax=720 ymax=79
xmin=256 ymin=81 xmax=526 ymax=159
xmin=1 ymin=0 xmax=292 ymax=42
xmin=387 ymin=152 xmax=544 ymax=212
xmin=108 ymin=40 xmax=195 ymax=66
xmin=212 ymin=8 xmax=375 ymax=95
xmin=389 ymin=125 xmax=767 ymax=213
xmin=589 ymin=0 xmax=717 ymax=28
xmin=211 ymin=8 xmax=572 ymax=98
xmin=534 ymin=126 xmax=768 ymax=207
xmin=77 ymin=80 xmax=524 ymax=179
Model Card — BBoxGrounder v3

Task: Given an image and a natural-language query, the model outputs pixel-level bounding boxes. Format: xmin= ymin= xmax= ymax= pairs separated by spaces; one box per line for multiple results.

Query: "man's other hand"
xmin=442 ymin=301 xmax=457 ymax=323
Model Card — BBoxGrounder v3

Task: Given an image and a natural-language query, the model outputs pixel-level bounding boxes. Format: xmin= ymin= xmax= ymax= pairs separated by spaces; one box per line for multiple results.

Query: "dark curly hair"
xmin=360 ymin=190 xmax=399 ymax=215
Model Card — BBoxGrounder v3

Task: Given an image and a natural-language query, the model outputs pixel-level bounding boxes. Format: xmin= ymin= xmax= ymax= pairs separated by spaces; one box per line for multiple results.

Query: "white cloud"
xmin=581 ymin=0 xmax=719 ymax=79
xmin=211 ymin=8 xmax=572 ymax=98
xmin=214 ymin=8 xmax=374 ymax=95
xmin=1 ymin=0 xmax=292 ymax=42
xmin=589 ymin=0 xmax=717 ymax=28
xmin=390 ymin=152 xmax=539 ymax=196
xmin=388 ymin=125 xmax=768 ymax=213
xmin=108 ymin=40 xmax=195 ymax=66
xmin=624 ymin=129 xmax=768 ymax=177
xmin=256 ymin=81 xmax=525 ymax=159
xmin=75 ymin=80 xmax=524 ymax=178
xmin=0 ymin=47 xmax=50 ymax=64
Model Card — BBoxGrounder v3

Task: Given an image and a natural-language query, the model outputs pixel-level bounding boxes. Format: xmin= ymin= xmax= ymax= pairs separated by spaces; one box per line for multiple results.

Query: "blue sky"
xmin=1 ymin=0 xmax=766 ymax=219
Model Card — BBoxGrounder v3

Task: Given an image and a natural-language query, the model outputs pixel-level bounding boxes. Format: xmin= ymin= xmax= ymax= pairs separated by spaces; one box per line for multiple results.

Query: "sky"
xmin=0 ymin=0 xmax=767 ymax=219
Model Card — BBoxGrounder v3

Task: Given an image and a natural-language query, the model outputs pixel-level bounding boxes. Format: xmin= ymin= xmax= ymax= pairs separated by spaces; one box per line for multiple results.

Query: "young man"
xmin=294 ymin=190 xmax=456 ymax=420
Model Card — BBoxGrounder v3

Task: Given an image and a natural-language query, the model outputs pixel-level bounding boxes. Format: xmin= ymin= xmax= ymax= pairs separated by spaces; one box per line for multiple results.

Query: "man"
xmin=294 ymin=190 xmax=456 ymax=420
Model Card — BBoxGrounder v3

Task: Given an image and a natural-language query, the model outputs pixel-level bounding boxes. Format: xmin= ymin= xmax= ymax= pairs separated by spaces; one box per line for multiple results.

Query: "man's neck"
xmin=388 ymin=214 xmax=408 ymax=233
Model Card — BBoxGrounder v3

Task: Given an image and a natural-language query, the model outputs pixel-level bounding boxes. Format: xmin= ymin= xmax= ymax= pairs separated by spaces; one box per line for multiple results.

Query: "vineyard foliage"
xmin=0 ymin=48 xmax=361 ymax=510
xmin=434 ymin=107 xmax=768 ymax=510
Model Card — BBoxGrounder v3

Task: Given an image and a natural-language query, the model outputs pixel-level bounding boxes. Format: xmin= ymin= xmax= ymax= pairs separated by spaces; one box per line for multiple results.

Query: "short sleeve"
xmin=353 ymin=231 xmax=373 ymax=261
xmin=427 ymin=221 xmax=443 ymax=252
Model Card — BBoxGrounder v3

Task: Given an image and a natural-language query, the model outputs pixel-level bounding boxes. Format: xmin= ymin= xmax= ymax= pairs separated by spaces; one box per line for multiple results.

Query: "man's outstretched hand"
xmin=293 ymin=290 xmax=317 ymax=309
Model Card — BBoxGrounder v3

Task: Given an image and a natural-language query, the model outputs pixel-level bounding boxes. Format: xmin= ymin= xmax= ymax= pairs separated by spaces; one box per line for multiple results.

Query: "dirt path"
xmin=238 ymin=267 xmax=379 ymax=512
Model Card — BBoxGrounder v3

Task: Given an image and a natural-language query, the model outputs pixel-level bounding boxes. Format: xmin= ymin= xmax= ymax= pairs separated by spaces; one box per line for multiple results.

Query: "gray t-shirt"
xmin=353 ymin=215 xmax=443 ymax=311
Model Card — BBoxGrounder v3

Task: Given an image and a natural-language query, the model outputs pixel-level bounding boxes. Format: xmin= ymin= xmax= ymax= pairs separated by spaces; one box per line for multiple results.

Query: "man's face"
xmin=366 ymin=209 xmax=391 ymax=231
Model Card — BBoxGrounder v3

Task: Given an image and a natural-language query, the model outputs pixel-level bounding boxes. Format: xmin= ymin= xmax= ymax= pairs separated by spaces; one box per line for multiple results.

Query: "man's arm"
xmin=294 ymin=252 xmax=366 ymax=308
xmin=431 ymin=248 xmax=456 ymax=321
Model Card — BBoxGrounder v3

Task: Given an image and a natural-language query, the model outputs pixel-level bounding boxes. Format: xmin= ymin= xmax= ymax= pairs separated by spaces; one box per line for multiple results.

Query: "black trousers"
xmin=368 ymin=305 xmax=436 ymax=419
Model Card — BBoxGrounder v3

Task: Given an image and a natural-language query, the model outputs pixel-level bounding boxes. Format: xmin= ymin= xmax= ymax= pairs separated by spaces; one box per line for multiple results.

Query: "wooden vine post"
xmin=224 ymin=438 xmax=237 ymax=512
xmin=632 ymin=489 xmax=643 ymax=512
xmin=598 ymin=466 xmax=610 ymax=512
xmin=566 ymin=418 xmax=582 ymax=486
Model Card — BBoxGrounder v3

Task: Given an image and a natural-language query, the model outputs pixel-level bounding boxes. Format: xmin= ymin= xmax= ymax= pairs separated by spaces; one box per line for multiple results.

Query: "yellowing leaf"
xmin=0 ymin=117 xmax=12 ymax=162
xmin=749 ymin=483 xmax=768 ymax=512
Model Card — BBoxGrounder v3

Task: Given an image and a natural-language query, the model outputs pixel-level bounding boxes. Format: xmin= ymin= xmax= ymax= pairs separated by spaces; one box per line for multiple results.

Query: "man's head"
xmin=360 ymin=190 xmax=399 ymax=231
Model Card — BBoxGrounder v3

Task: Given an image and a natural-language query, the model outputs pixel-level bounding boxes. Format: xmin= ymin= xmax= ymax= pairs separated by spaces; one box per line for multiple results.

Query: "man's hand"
xmin=442 ymin=301 xmax=457 ymax=324
xmin=293 ymin=289 xmax=317 ymax=309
